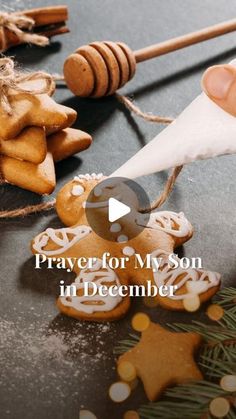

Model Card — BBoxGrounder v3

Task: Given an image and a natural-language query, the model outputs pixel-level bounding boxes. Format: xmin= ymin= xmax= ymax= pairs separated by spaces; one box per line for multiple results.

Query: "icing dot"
xmin=123 ymin=411 xmax=140 ymax=419
xmin=207 ymin=304 xmax=224 ymax=321
xmin=209 ymin=397 xmax=230 ymax=418
xmin=132 ymin=313 xmax=150 ymax=332
xmin=72 ymin=184 xmax=85 ymax=196
xmin=183 ymin=294 xmax=200 ymax=312
xmin=93 ymin=186 xmax=102 ymax=197
xmin=79 ymin=410 xmax=97 ymax=419
xmin=110 ymin=223 xmax=121 ymax=233
xmin=117 ymin=235 xmax=128 ymax=243
xmin=109 ymin=382 xmax=131 ymax=403
xmin=118 ymin=361 xmax=137 ymax=382
xmin=122 ymin=246 xmax=135 ymax=256
xmin=220 ymin=375 xmax=236 ymax=392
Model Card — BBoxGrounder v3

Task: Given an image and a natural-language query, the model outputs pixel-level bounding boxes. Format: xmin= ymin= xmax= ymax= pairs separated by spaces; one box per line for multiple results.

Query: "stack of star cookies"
xmin=0 ymin=78 xmax=92 ymax=195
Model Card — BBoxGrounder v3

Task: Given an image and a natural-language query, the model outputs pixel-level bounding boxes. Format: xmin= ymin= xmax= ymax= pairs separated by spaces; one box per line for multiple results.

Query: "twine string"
xmin=0 ymin=57 xmax=55 ymax=114
xmin=116 ymin=93 xmax=174 ymax=124
xmin=139 ymin=165 xmax=183 ymax=213
xmin=0 ymin=199 xmax=56 ymax=219
xmin=0 ymin=11 xmax=49 ymax=53
xmin=0 ymin=74 xmax=182 ymax=218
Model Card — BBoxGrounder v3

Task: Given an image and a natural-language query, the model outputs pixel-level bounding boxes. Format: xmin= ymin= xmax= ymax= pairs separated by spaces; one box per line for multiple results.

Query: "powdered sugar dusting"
xmin=0 ymin=317 xmax=115 ymax=416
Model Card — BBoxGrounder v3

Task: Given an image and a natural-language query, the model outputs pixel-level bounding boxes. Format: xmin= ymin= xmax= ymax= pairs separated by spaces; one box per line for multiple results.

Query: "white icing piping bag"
xmin=112 ymin=60 xmax=236 ymax=179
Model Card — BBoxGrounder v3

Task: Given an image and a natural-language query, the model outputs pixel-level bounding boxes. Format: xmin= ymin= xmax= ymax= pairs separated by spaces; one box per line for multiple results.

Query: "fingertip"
xmin=201 ymin=65 xmax=236 ymax=100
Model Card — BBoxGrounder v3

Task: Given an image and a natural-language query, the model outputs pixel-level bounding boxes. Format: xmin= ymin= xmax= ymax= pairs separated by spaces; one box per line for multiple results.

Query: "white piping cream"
xmin=122 ymin=246 xmax=135 ymax=256
xmin=117 ymin=235 xmax=128 ymax=243
xmin=60 ymin=259 xmax=122 ymax=314
xmin=71 ymin=184 xmax=85 ymax=196
xmin=74 ymin=173 xmax=103 ymax=182
xmin=151 ymin=249 xmax=220 ymax=300
xmin=110 ymin=223 xmax=122 ymax=233
xmin=137 ymin=211 xmax=192 ymax=238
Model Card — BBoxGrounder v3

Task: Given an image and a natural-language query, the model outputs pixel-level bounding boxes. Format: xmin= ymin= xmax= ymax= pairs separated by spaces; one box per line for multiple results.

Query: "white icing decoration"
xmin=74 ymin=173 xmax=103 ymax=182
xmin=186 ymin=280 xmax=210 ymax=294
xmin=33 ymin=225 xmax=92 ymax=256
xmin=110 ymin=223 xmax=121 ymax=233
xmin=136 ymin=211 xmax=192 ymax=238
xmin=151 ymin=249 xmax=220 ymax=300
xmin=122 ymin=246 xmax=135 ymax=256
xmin=82 ymin=194 xmax=121 ymax=209
xmin=117 ymin=235 xmax=128 ymax=243
xmin=83 ymin=200 xmax=109 ymax=209
xmin=93 ymin=186 xmax=102 ymax=197
xmin=71 ymin=184 xmax=85 ymax=196
xmin=60 ymin=259 xmax=122 ymax=314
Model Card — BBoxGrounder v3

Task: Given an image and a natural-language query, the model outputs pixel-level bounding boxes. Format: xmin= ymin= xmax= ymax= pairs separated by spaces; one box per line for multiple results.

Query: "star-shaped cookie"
xmin=1 ymin=129 xmax=92 ymax=195
xmin=0 ymin=79 xmax=76 ymax=140
xmin=118 ymin=321 xmax=202 ymax=401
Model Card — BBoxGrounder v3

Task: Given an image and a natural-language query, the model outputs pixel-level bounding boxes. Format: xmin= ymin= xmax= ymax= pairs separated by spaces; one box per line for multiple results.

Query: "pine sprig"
xmin=113 ymin=333 xmax=139 ymax=355
xmin=200 ymin=342 xmax=236 ymax=379
xmin=139 ymin=381 xmax=236 ymax=419
xmin=213 ymin=287 xmax=236 ymax=314
xmin=170 ymin=320 xmax=236 ymax=342
xmin=114 ymin=287 xmax=236 ymax=418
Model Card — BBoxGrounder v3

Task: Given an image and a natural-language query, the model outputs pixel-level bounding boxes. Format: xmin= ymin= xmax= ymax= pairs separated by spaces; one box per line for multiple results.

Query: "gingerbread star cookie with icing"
xmin=31 ymin=174 xmax=220 ymax=320
xmin=118 ymin=321 xmax=202 ymax=401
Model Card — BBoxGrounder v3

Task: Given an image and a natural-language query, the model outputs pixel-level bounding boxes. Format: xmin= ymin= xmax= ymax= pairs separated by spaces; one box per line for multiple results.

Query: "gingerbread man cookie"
xmin=31 ymin=174 xmax=220 ymax=320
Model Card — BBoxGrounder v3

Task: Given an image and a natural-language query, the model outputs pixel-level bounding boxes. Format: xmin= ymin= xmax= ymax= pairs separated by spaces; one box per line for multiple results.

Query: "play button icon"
xmin=108 ymin=198 xmax=131 ymax=222
xmin=85 ymin=176 xmax=150 ymax=241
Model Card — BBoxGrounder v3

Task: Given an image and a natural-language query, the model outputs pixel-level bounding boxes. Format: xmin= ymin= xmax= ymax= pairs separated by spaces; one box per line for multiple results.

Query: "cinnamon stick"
xmin=14 ymin=5 xmax=68 ymax=28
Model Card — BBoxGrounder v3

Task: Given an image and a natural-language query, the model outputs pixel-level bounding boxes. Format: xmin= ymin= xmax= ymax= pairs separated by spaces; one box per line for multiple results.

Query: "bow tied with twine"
xmin=0 ymin=57 xmax=55 ymax=115
xmin=0 ymin=11 xmax=49 ymax=53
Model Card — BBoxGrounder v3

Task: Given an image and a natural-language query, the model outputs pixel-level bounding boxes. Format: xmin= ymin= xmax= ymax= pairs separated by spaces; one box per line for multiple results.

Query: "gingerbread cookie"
xmin=0 ymin=79 xmax=69 ymax=140
xmin=118 ymin=321 xmax=202 ymax=401
xmin=45 ymin=105 xmax=77 ymax=135
xmin=31 ymin=175 xmax=220 ymax=319
xmin=1 ymin=152 xmax=56 ymax=195
xmin=47 ymin=127 xmax=92 ymax=162
xmin=1 ymin=130 xmax=92 ymax=194
xmin=0 ymin=126 xmax=47 ymax=164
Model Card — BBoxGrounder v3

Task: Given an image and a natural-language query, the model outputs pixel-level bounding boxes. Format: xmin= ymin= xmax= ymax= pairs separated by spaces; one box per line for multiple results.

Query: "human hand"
xmin=201 ymin=61 xmax=236 ymax=116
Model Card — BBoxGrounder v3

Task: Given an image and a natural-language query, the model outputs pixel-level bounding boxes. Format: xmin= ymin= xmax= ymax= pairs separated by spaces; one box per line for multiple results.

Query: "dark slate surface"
xmin=0 ymin=1 xmax=236 ymax=418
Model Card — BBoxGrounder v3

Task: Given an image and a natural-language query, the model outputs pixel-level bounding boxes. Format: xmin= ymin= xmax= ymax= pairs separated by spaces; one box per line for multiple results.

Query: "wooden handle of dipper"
xmin=64 ymin=17 xmax=236 ymax=98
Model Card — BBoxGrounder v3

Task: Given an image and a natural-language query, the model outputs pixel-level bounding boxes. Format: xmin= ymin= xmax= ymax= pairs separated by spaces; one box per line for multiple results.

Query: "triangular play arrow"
xmin=108 ymin=198 xmax=131 ymax=222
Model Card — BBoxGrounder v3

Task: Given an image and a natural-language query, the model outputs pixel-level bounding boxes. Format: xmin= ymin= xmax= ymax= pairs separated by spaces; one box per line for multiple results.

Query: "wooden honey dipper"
xmin=64 ymin=17 xmax=236 ymax=98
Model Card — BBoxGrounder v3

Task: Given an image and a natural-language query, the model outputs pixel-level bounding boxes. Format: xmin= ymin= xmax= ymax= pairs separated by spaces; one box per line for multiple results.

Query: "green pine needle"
xmin=139 ymin=381 xmax=236 ymax=419
xmin=213 ymin=287 xmax=236 ymax=314
xmin=113 ymin=333 xmax=139 ymax=355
